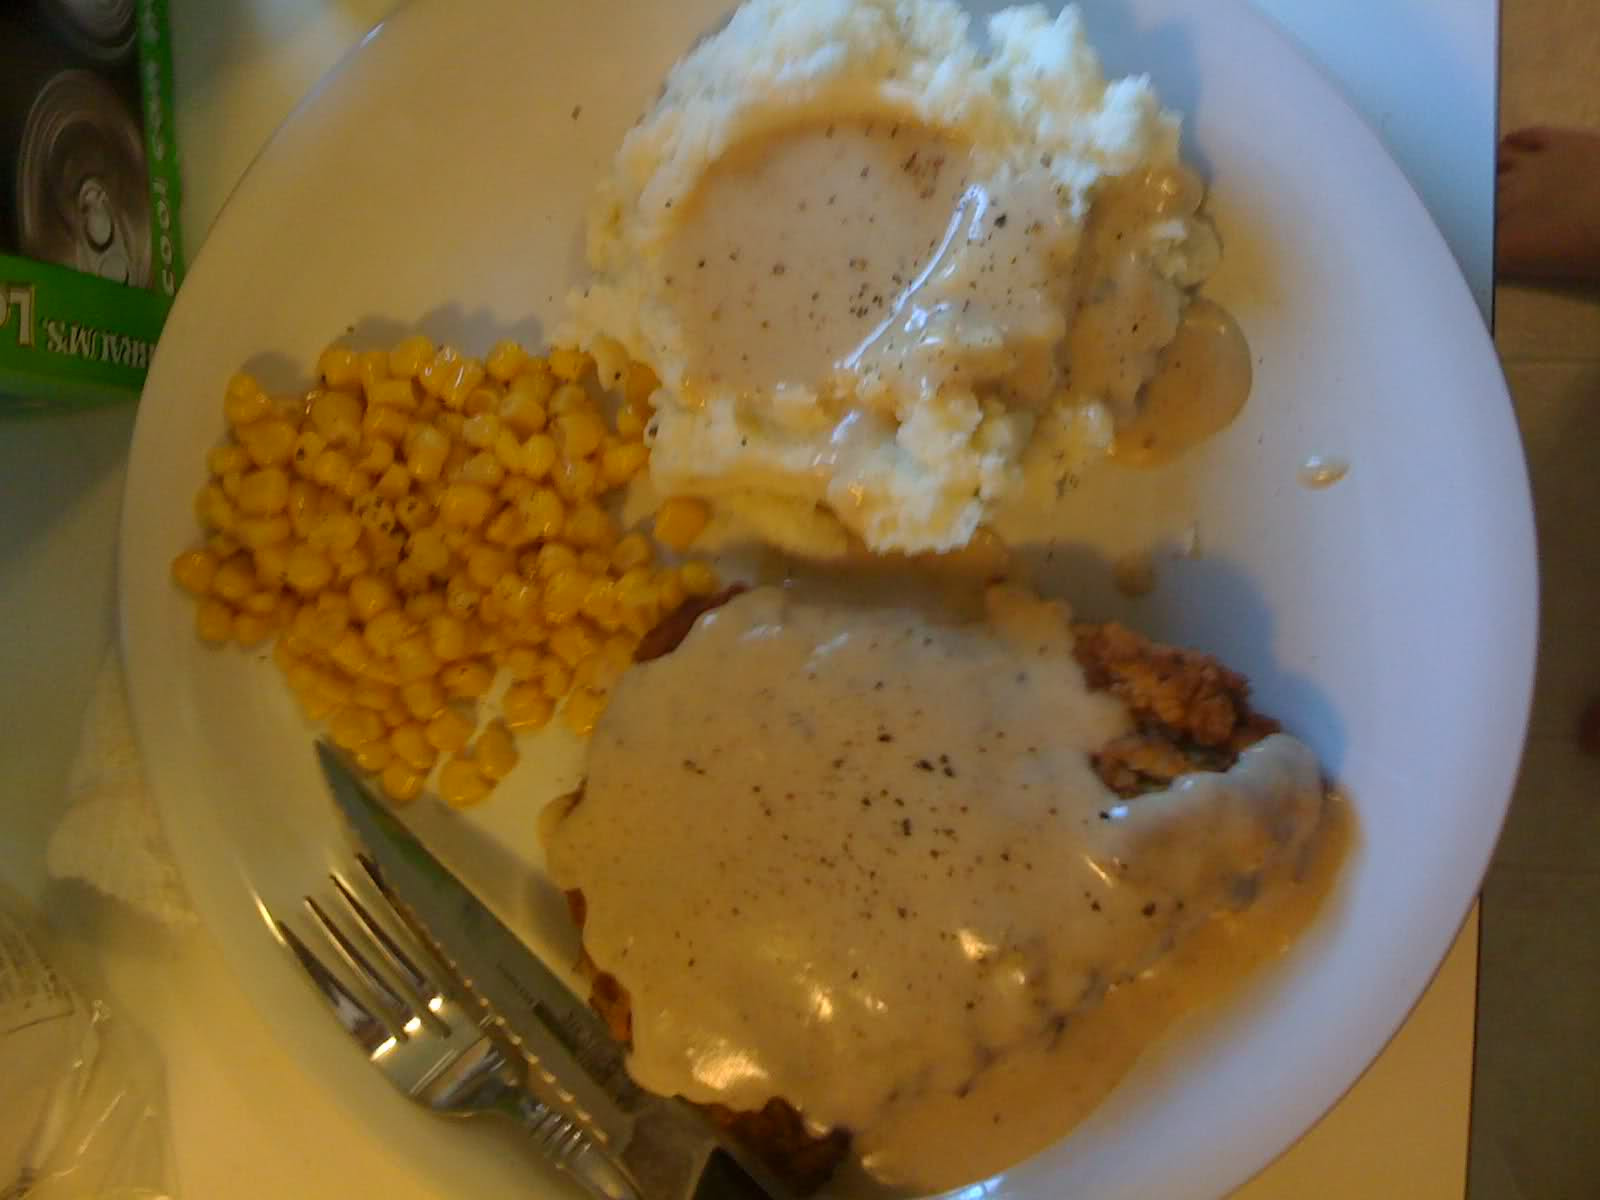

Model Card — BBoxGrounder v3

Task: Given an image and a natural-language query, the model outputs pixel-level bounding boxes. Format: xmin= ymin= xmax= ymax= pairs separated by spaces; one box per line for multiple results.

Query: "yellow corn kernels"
xmin=538 ymin=657 xmax=573 ymax=701
xmin=347 ymin=575 xmax=396 ymax=622
xmin=421 ymin=346 xmax=486 ymax=408
xmin=195 ymin=599 xmax=234 ymax=643
xmin=502 ymin=683 xmax=553 ymax=731
xmin=486 ymin=340 xmax=530 ymax=383
xmin=330 ymin=706 xmax=384 ymax=751
xmin=553 ymin=457 xmax=599 ymax=504
xmin=405 ymin=424 xmax=450 ymax=482
xmin=310 ymin=449 xmax=353 ymax=491
xmin=474 ymin=720 xmax=519 ymax=780
xmin=520 ymin=433 xmax=558 ymax=481
xmin=285 ymin=546 xmax=334 ymax=594
xmin=622 ymin=362 xmax=659 ymax=407
xmin=353 ymin=680 xmax=394 ymax=712
xmin=495 ymin=577 xmax=539 ymax=624
xmin=311 ymin=389 xmax=362 ymax=438
xmin=565 ymin=502 xmax=616 ymax=551
xmin=318 ymin=346 xmax=360 ymax=389
xmin=462 ymin=412 xmax=500 ymax=449
xmin=424 ymin=707 xmax=474 ymax=754
xmin=172 ymin=549 xmax=218 ymax=596
xmin=541 ymin=570 xmax=588 ymax=625
xmin=680 ymin=561 xmax=720 ymax=597
xmin=601 ymin=440 xmax=649 ymax=486
xmin=654 ymin=497 xmax=710 ymax=551
xmin=207 ymin=557 xmax=253 ymax=604
xmin=547 ymin=346 xmax=590 ymax=382
xmin=178 ymin=336 xmax=706 ymax=809
xmin=234 ymin=613 xmax=273 ymax=647
xmin=364 ymin=402 xmax=412 ymax=442
xmin=380 ymin=758 xmax=424 ymax=804
xmin=657 ymin=566 xmax=687 ymax=611
xmin=242 ymin=419 xmax=297 ymax=468
xmin=392 ymin=635 xmax=441 ymax=683
xmin=354 ymin=739 xmax=393 ymax=773
xmin=237 ymin=467 xmax=290 ymax=515
xmin=400 ymin=679 xmax=446 ymax=722
xmin=438 ymin=756 xmax=492 ymax=808
xmin=389 ymin=722 xmax=438 ymax=772
xmin=224 ymin=373 xmax=270 ymax=426
xmin=441 ymin=659 xmax=493 ymax=699
xmin=237 ymin=515 xmax=291 ymax=550
xmin=555 ymin=410 xmax=606 ymax=460
xmin=548 ymin=623 xmax=598 ymax=671
xmin=504 ymin=646 xmax=542 ymax=682
xmin=500 ymin=392 xmax=549 ymax=444
xmin=615 ymin=403 xmax=650 ymax=440
xmin=388 ymin=335 xmax=434 ymax=379
xmin=424 ymin=613 xmax=468 ymax=662
xmin=517 ymin=486 xmax=564 ymax=539
xmin=439 ymin=482 xmax=494 ymax=529
xmin=459 ymin=451 xmax=505 ymax=488
xmin=241 ymin=589 xmax=281 ymax=617
xmin=463 ymin=545 xmax=509 ymax=590
xmin=562 ymin=689 xmax=608 ymax=736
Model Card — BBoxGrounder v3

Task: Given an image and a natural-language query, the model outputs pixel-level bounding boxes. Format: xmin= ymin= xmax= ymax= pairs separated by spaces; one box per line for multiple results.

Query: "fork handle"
xmin=518 ymin=1096 xmax=643 ymax=1200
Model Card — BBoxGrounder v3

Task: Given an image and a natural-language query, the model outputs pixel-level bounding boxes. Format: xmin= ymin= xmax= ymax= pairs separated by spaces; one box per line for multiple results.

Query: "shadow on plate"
xmin=239 ymin=304 xmax=549 ymax=393
xmin=1027 ymin=539 xmax=1348 ymax=777
xmin=1057 ymin=0 xmax=1208 ymax=179
xmin=347 ymin=305 xmax=547 ymax=361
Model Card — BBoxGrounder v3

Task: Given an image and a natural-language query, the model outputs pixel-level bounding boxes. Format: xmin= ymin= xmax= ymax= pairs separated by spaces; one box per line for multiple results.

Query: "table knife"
xmin=316 ymin=742 xmax=794 ymax=1200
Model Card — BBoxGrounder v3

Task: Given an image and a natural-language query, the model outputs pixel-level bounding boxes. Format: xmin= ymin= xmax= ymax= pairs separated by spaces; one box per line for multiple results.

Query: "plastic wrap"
xmin=0 ymin=884 xmax=174 ymax=1200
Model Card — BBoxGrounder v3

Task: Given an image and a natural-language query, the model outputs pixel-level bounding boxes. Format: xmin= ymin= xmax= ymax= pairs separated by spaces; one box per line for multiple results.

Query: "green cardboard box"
xmin=0 ymin=0 xmax=183 ymax=414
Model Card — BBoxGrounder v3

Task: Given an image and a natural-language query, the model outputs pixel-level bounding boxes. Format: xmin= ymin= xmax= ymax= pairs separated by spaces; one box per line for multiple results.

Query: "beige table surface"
xmin=0 ymin=1 xmax=1496 ymax=1196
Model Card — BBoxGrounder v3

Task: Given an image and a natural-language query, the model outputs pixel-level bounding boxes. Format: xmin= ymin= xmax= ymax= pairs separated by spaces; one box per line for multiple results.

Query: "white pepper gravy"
xmin=665 ymin=117 xmax=1072 ymax=407
xmin=546 ymin=586 xmax=1342 ymax=1192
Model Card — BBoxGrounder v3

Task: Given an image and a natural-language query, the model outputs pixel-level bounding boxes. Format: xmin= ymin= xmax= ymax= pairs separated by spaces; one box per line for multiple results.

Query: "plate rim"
xmin=119 ymin=1 xmax=1537 ymax=1196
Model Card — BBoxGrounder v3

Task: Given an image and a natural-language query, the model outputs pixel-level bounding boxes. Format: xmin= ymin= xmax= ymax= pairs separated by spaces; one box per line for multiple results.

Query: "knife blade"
xmin=315 ymin=742 xmax=795 ymax=1200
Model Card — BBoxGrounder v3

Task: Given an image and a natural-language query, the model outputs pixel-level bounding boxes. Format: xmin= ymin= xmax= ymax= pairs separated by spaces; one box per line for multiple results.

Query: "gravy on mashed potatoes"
xmin=572 ymin=0 xmax=1249 ymax=555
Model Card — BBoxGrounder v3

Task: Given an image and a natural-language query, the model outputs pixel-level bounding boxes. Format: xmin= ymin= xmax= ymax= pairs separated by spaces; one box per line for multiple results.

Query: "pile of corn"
xmin=170 ymin=337 xmax=715 ymax=807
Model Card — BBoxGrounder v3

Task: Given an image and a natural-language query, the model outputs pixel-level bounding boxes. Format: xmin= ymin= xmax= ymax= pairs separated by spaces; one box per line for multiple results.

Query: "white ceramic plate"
xmin=120 ymin=1 xmax=1535 ymax=1197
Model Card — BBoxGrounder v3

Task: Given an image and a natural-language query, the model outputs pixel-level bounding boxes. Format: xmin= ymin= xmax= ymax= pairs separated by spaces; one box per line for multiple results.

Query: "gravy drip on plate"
xmin=546 ymin=587 xmax=1339 ymax=1192
xmin=1110 ymin=299 xmax=1252 ymax=467
xmin=1063 ymin=167 xmax=1252 ymax=466
xmin=1298 ymin=454 xmax=1350 ymax=489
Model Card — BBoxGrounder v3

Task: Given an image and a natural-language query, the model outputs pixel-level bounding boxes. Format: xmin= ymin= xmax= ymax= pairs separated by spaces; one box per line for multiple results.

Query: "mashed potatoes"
xmin=572 ymin=0 xmax=1229 ymax=554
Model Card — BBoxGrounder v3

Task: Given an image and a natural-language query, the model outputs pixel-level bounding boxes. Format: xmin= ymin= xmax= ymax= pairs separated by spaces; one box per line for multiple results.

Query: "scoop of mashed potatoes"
xmin=571 ymin=0 xmax=1224 ymax=554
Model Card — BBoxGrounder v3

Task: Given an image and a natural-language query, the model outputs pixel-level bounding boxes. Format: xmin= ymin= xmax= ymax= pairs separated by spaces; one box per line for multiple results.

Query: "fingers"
xmin=1497 ymin=128 xmax=1550 ymax=176
xmin=1500 ymin=127 xmax=1552 ymax=152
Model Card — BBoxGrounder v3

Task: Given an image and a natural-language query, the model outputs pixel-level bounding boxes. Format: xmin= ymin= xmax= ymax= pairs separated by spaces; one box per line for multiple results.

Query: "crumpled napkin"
xmin=46 ymin=651 xmax=195 ymax=929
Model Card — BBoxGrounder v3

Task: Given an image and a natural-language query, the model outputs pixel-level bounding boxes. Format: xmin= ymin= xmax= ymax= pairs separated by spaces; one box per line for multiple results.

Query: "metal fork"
xmin=271 ymin=857 xmax=642 ymax=1200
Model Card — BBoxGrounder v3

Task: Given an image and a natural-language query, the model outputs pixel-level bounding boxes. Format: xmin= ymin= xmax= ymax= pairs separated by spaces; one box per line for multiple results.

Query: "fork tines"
xmin=274 ymin=863 xmax=449 ymax=1056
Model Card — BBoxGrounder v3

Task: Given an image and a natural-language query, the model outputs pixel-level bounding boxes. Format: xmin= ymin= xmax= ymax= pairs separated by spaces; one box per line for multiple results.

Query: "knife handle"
xmin=518 ymin=1094 xmax=643 ymax=1200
